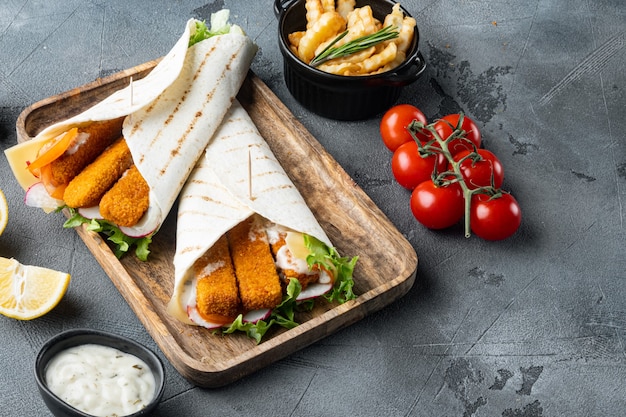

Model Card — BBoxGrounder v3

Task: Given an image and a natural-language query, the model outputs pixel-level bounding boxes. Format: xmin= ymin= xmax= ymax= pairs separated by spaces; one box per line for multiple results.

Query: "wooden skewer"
xmin=129 ymin=76 xmax=134 ymax=107
xmin=128 ymin=77 xmax=134 ymax=125
xmin=248 ymin=145 xmax=255 ymax=201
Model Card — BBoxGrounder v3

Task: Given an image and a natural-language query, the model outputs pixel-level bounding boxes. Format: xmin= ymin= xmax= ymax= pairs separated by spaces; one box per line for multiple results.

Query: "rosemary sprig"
xmin=309 ymin=25 xmax=399 ymax=67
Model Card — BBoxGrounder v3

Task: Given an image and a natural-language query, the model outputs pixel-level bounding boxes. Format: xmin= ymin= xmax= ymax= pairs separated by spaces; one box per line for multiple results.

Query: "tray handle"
xmin=274 ymin=0 xmax=300 ymax=17
xmin=384 ymin=51 xmax=427 ymax=86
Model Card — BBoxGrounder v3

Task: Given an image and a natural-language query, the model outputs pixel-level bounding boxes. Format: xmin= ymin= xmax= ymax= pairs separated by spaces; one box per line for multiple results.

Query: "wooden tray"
xmin=16 ymin=62 xmax=418 ymax=387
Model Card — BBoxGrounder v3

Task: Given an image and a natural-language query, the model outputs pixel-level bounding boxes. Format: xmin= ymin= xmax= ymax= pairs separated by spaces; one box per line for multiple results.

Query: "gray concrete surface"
xmin=1 ymin=0 xmax=625 ymax=416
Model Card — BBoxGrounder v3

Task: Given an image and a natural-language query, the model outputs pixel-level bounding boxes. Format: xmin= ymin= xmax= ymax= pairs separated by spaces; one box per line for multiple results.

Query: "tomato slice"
xmin=27 ymin=128 xmax=78 ymax=175
xmin=39 ymin=164 xmax=67 ymax=200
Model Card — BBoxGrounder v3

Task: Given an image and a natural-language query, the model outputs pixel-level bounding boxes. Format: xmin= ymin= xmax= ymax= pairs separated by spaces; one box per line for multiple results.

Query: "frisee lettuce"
xmin=223 ymin=278 xmax=303 ymax=343
xmin=188 ymin=20 xmax=230 ymax=47
xmin=304 ymin=235 xmax=358 ymax=303
xmin=62 ymin=207 xmax=152 ymax=261
xmin=188 ymin=10 xmax=236 ymax=47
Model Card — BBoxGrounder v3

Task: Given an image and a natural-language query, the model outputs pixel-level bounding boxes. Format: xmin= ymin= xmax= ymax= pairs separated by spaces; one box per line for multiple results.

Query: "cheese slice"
xmin=4 ymin=136 xmax=50 ymax=191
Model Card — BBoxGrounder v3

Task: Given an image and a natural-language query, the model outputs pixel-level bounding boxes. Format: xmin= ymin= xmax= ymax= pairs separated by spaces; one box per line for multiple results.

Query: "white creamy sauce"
xmin=65 ymin=132 xmax=90 ymax=155
xmin=45 ymin=344 xmax=156 ymax=417
xmin=200 ymin=259 xmax=225 ymax=277
xmin=275 ymin=244 xmax=309 ymax=274
xmin=181 ymin=274 xmax=198 ymax=309
xmin=248 ymin=215 xmax=269 ymax=242
xmin=264 ymin=222 xmax=283 ymax=245
xmin=318 ymin=269 xmax=332 ymax=284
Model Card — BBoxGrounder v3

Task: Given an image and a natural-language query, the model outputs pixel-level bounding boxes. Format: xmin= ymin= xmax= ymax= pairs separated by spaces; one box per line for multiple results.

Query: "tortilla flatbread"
xmin=5 ymin=13 xmax=257 ymax=237
xmin=168 ymin=100 xmax=331 ymax=323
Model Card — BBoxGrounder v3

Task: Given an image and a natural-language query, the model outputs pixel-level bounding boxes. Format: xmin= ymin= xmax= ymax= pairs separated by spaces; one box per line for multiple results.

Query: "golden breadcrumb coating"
xmin=194 ymin=235 xmax=241 ymax=320
xmin=63 ymin=137 xmax=133 ymax=208
xmin=99 ymin=165 xmax=150 ymax=227
xmin=49 ymin=118 xmax=124 ymax=186
xmin=228 ymin=216 xmax=282 ymax=311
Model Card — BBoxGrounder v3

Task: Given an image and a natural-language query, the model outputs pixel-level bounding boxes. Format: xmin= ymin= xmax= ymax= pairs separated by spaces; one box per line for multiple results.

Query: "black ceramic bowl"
xmin=275 ymin=0 xmax=426 ymax=120
xmin=34 ymin=329 xmax=165 ymax=417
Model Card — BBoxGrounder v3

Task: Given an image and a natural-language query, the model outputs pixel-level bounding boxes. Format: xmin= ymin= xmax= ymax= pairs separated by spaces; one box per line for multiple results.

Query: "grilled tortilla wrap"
xmin=168 ymin=101 xmax=334 ymax=326
xmin=5 ymin=12 xmax=257 ymax=240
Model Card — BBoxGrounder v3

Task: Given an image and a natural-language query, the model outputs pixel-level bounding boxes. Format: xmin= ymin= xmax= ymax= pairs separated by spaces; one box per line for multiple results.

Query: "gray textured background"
xmin=1 ymin=0 xmax=625 ymax=416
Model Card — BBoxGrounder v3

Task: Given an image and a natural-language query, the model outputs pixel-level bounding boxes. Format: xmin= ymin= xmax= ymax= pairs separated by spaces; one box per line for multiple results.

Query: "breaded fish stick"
xmin=228 ymin=216 xmax=282 ymax=312
xmin=63 ymin=137 xmax=133 ymax=208
xmin=49 ymin=118 xmax=124 ymax=186
xmin=194 ymin=235 xmax=241 ymax=320
xmin=99 ymin=165 xmax=150 ymax=227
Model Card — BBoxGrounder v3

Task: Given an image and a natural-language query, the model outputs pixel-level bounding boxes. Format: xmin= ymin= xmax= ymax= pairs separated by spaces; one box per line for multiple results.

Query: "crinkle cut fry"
xmin=313 ymin=5 xmax=377 ymax=58
xmin=227 ymin=216 xmax=283 ymax=312
xmin=194 ymin=235 xmax=241 ymax=319
xmin=321 ymin=0 xmax=335 ymax=13
xmin=305 ymin=0 xmax=324 ymax=29
xmin=49 ymin=117 xmax=124 ymax=186
xmin=298 ymin=11 xmax=346 ymax=63
xmin=384 ymin=3 xmax=415 ymax=55
xmin=356 ymin=41 xmax=397 ymax=74
xmin=336 ymin=0 xmax=356 ymax=19
xmin=99 ymin=165 xmax=149 ymax=227
xmin=62 ymin=137 xmax=133 ymax=208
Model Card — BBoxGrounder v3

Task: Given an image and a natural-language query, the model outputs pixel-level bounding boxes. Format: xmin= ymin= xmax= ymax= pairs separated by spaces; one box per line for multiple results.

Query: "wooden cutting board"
xmin=15 ymin=62 xmax=418 ymax=387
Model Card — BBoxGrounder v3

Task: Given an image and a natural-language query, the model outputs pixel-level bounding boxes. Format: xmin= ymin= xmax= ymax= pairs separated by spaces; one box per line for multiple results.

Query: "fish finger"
xmin=49 ymin=118 xmax=124 ymax=186
xmin=63 ymin=137 xmax=133 ymax=208
xmin=194 ymin=235 xmax=241 ymax=321
xmin=228 ymin=216 xmax=282 ymax=312
xmin=99 ymin=165 xmax=150 ymax=227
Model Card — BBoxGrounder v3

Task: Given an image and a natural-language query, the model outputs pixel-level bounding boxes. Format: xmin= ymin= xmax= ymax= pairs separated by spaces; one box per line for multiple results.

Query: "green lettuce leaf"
xmin=304 ymin=235 xmax=358 ymax=304
xmin=222 ymin=278 xmax=302 ymax=343
xmin=188 ymin=10 xmax=234 ymax=47
xmin=63 ymin=207 xmax=152 ymax=261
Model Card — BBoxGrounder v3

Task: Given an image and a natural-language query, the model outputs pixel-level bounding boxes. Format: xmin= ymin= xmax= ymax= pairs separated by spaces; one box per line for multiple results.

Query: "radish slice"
xmin=77 ymin=206 xmax=103 ymax=220
xmin=243 ymin=308 xmax=271 ymax=323
xmin=187 ymin=306 xmax=223 ymax=330
xmin=118 ymin=204 xmax=160 ymax=238
xmin=24 ymin=182 xmax=63 ymax=211
xmin=297 ymin=282 xmax=333 ymax=301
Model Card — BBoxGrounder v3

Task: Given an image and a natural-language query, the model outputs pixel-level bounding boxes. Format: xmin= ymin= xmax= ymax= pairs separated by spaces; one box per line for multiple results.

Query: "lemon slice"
xmin=0 ymin=257 xmax=70 ymax=320
xmin=0 ymin=188 xmax=7 ymax=236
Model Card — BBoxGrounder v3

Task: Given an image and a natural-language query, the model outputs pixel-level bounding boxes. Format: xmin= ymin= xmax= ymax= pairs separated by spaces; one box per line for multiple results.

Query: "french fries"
xmin=305 ymin=0 xmax=324 ymax=29
xmin=290 ymin=1 xmax=415 ymax=76
xmin=336 ymin=0 xmax=356 ymax=19
xmin=298 ymin=11 xmax=346 ymax=63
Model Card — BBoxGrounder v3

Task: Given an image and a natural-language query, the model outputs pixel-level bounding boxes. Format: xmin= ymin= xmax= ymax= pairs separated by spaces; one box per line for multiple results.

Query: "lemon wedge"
xmin=0 ymin=257 xmax=70 ymax=320
xmin=0 ymin=188 xmax=7 ymax=236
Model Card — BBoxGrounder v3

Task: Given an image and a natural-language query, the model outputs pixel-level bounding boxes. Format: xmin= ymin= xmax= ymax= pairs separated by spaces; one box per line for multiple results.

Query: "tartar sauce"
xmin=45 ymin=344 xmax=156 ymax=417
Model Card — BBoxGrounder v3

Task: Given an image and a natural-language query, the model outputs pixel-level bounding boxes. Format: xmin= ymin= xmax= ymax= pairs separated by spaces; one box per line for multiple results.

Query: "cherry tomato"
xmin=434 ymin=113 xmax=482 ymax=156
xmin=391 ymin=141 xmax=447 ymax=190
xmin=452 ymin=149 xmax=504 ymax=189
xmin=380 ymin=104 xmax=428 ymax=152
xmin=470 ymin=193 xmax=521 ymax=240
xmin=410 ymin=180 xmax=464 ymax=229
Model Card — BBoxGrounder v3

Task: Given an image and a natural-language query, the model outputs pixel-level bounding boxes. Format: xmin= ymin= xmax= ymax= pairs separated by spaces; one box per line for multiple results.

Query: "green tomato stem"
xmin=408 ymin=114 xmax=498 ymax=238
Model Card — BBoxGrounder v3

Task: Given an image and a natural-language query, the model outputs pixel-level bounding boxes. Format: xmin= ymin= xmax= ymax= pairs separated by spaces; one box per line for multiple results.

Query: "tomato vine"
xmin=380 ymin=106 xmax=521 ymax=241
